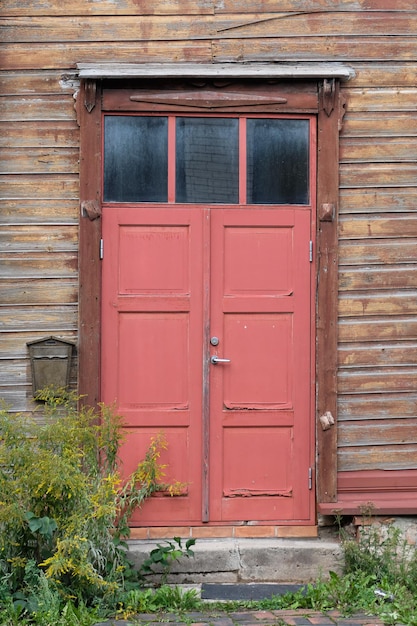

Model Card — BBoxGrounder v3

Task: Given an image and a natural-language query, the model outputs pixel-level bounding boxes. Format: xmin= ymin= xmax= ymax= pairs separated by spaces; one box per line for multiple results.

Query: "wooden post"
xmin=316 ymin=78 xmax=341 ymax=503
xmin=78 ymin=79 xmax=102 ymax=408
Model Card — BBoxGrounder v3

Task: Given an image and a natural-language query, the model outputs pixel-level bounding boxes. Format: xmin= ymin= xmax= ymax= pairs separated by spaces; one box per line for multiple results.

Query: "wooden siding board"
xmin=0 ymin=122 xmax=79 ymax=148
xmin=339 ymin=342 xmax=417 ymax=366
xmin=0 ymin=200 xmax=78 ymax=224
xmin=339 ymin=292 xmax=417 ymax=317
xmin=339 ymin=420 xmax=417 ymax=447
xmin=1 ymin=148 xmax=79 ymax=175
xmin=0 ymin=225 xmax=78 ymax=252
xmin=0 ymin=71 xmax=78 ymax=95
xmin=340 ymin=266 xmax=417 ymax=291
xmin=340 ymin=188 xmax=417 ymax=214
xmin=2 ymin=279 xmax=78 ymax=305
xmin=0 ymin=306 xmax=78 ymax=333
xmin=339 ymin=215 xmax=417 ymax=238
xmin=342 ymin=113 xmax=417 ymax=137
xmin=340 ymin=137 xmax=417 ymax=162
xmin=338 ymin=393 xmax=417 ymax=419
xmin=212 ymin=38 xmax=417 ymax=62
xmin=338 ymin=445 xmax=417 ymax=472
xmin=0 ymin=175 xmax=79 ymax=199
xmin=340 ymin=240 xmax=417 ymax=265
xmin=340 ymin=163 xmax=417 ymax=188
xmin=345 ymin=63 xmax=417 ymax=88
xmin=214 ymin=1 xmax=417 ymax=11
xmin=3 ymin=13 xmax=417 ymax=42
xmin=339 ymin=317 xmax=417 ymax=342
xmin=0 ymin=0 xmax=214 ymax=16
xmin=0 ymin=254 xmax=77 ymax=278
xmin=338 ymin=366 xmax=417 ymax=393
xmin=1 ymin=42 xmax=214 ymax=71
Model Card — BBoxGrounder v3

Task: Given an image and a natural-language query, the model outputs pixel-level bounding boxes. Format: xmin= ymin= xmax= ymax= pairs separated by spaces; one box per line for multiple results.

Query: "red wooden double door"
xmin=101 ymin=205 xmax=314 ymax=525
xmin=100 ymin=110 xmax=315 ymax=526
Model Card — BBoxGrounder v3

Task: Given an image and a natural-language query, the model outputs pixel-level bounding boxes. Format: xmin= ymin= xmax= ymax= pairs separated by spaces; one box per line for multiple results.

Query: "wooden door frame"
xmin=77 ymin=75 xmax=344 ymax=508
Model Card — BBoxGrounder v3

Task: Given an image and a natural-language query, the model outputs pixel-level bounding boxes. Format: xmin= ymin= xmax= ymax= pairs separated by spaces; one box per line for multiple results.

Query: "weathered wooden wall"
xmin=1 ymin=1 xmax=416 ymax=483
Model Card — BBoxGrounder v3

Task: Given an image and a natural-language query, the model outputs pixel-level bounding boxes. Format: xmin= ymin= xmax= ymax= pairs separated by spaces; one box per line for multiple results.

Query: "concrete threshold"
xmin=127 ymin=531 xmax=343 ymax=584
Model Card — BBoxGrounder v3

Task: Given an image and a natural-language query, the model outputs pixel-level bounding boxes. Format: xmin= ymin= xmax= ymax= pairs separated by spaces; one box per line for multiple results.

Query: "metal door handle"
xmin=211 ymin=356 xmax=231 ymax=364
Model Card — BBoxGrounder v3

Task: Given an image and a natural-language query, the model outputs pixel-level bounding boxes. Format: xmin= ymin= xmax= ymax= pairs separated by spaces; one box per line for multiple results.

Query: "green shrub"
xmin=0 ymin=389 xmax=184 ymax=614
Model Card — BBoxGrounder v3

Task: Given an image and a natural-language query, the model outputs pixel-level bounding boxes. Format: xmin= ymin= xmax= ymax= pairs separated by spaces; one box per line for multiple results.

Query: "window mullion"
xmin=168 ymin=115 xmax=176 ymax=203
xmin=239 ymin=117 xmax=247 ymax=205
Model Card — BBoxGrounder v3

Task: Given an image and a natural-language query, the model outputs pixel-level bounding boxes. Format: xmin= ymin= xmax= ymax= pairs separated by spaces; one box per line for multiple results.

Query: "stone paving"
xmin=95 ymin=608 xmax=387 ymax=625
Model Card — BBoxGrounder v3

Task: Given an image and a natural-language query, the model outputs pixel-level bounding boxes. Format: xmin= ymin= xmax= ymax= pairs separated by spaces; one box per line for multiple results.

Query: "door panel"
xmin=101 ymin=207 xmax=204 ymax=523
xmin=101 ymin=206 xmax=314 ymax=525
xmin=209 ymin=209 xmax=313 ymax=522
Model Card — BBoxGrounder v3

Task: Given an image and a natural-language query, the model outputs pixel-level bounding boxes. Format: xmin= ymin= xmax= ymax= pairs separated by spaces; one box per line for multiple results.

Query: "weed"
xmin=139 ymin=537 xmax=196 ymax=585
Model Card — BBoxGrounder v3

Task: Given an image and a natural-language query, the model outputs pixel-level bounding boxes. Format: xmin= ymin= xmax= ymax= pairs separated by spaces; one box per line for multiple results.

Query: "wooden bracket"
xmin=84 ymin=80 xmax=97 ymax=113
xmin=321 ymin=78 xmax=335 ymax=117
xmin=81 ymin=199 xmax=101 ymax=220
xmin=319 ymin=203 xmax=336 ymax=222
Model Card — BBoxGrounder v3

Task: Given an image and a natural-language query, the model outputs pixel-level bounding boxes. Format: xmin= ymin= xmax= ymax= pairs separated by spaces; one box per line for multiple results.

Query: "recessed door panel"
xmin=209 ymin=208 xmax=312 ymax=522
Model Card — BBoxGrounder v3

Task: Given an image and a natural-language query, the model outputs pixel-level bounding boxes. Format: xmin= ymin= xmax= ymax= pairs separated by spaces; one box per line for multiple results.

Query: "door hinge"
xmin=309 ymin=240 xmax=313 ymax=262
xmin=308 ymin=467 xmax=313 ymax=490
xmin=99 ymin=239 xmax=104 ymax=260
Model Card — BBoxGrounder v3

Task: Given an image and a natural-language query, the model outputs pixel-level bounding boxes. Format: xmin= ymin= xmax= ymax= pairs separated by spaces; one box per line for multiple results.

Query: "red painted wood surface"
xmin=101 ymin=206 xmax=314 ymax=524
xmin=209 ymin=209 xmax=314 ymax=522
xmin=101 ymin=208 xmax=204 ymax=523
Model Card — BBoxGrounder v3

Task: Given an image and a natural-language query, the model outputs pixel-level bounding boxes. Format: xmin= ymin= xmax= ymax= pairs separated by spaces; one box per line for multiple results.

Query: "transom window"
xmin=103 ymin=114 xmax=311 ymax=205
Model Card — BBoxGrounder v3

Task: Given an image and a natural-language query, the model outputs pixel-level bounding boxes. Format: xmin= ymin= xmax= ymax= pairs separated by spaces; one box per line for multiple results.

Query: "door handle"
xmin=211 ymin=356 xmax=231 ymax=364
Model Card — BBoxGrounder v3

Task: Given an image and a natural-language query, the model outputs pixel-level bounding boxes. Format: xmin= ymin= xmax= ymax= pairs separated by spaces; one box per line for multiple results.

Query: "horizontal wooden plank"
xmin=346 ymin=88 xmax=417 ymax=112
xmin=338 ymin=392 xmax=417 ymax=420
xmin=339 ymin=419 xmax=417 ymax=447
xmin=1 ymin=0 xmax=213 ymax=16
xmin=0 ymin=225 xmax=78 ymax=252
xmin=0 ymin=331 xmax=78 ymax=358
xmin=339 ymin=215 xmax=417 ymax=239
xmin=339 ymin=317 xmax=417 ymax=343
xmin=340 ymin=239 xmax=417 ymax=265
xmin=1 ymin=42 xmax=213 ymax=71
xmin=339 ymin=188 xmax=417 ymax=214
xmin=0 ymin=306 xmax=78 ymax=333
xmin=0 ymin=96 xmax=76 ymax=122
xmin=339 ymin=341 xmax=417 ymax=366
xmin=0 ymin=70 xmax=78 ymax=95
xmin=340 ymin=163 xmax=417 ymax=188
xmin=0 ymin=200 xmax=78 ymax=224
xmin=342 ymin=112 xmax=417 ymax=137
xmin=0 ymin=253 xmax=77 ymax=278
xmin=3 ymin=13 xmax=417 ymax=43
xmin=0 ymin=122 xmax=79 ymax=148
xmin=1 ymin=279 xmax=78 ymax=304
xmin=338 ymin=444 xmax=417 ymax=472
xmin=215 ymin=1 xmax=417 ymax=12
xmin=340 ymin=137 xmax=417 ymax=162
xmin=0 ymin=175 xmax=79 ymax=199
xmin=0 ymin=360 xmax=30 ymax=385
xmin=345 ymin=62 xmax=417 ymax=88
xmin=339 ymin=266 xmax=417 ymax=291
xmin=338 ymin=366 xmax=417 ymax=393
xmin=1 ymin=148 xmax=79 ymax=175
xmin=339 ymin=291 xmax=417 ymax=317
xmin=212 ymin=38 xmax=417 ymax=63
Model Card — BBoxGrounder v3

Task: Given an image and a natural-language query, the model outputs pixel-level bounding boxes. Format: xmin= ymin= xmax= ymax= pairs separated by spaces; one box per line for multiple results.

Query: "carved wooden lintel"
xmin=84 ymin=80 xmax=97 ymax=113
xmin=81 ymin=200 xmax=101 ymax=220
xmin=130 ymin=90 xmax=287 ymax=109
xmin=321 ymin=78 xmax=335 ymax=117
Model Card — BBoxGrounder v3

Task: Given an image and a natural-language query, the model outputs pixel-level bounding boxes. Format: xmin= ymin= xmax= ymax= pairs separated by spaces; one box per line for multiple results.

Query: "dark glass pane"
xmin=104 ymin=116 xmax=168 ymax=202
xmin=247 ymin=119 xmax=309 ymax=204
xmin=176 ymin=117 xmax=239 ymax=203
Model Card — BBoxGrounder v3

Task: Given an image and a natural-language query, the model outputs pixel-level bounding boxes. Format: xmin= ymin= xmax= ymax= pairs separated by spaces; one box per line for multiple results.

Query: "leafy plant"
xmin=139 ymin=537 xmax=196 ymax=585
xmin=0 ymin=390 xmax=187 ymax=618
